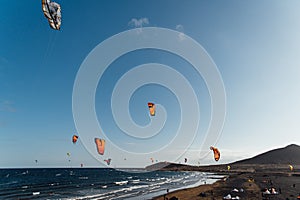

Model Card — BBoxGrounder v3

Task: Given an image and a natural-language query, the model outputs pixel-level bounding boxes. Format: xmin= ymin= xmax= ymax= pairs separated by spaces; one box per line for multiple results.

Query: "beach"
xmin=153 ymin=168 xmax=300 ymax=200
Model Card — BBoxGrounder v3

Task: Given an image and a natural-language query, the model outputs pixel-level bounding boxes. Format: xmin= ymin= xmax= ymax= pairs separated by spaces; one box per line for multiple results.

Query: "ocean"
xmin=0 ymin=168 xmax=223 ymax=200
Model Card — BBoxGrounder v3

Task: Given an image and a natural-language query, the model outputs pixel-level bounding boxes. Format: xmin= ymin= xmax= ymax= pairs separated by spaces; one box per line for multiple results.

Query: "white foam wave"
xmin=115 ymin=180 xmax=128 ymax=185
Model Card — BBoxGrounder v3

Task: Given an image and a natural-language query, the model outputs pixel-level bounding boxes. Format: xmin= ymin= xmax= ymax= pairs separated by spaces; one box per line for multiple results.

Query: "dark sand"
xmin=153 ymin=169 xmax=300 ymax=200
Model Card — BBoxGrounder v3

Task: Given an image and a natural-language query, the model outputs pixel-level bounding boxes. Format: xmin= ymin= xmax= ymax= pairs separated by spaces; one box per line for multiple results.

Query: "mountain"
xmin=145 ymin=144 xmax=300 ymax=172
xmin=232 ymin=144 xmax=300 ymax=165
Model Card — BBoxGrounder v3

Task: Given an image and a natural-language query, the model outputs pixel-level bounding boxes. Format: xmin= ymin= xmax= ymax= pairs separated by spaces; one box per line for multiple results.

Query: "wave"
xmin=115 ymin=180 xmax=128 ymax=185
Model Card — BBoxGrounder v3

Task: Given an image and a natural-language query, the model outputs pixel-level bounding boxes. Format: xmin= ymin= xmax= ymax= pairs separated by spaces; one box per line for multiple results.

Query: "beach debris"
xmin=95 ymin=138 xmax=105 ymax=155
xmin=223 ymin=194 xmax=231 ymax=199
xmin=248 ymin=177 xmax=254 ymax=182
xmin=104 ymin=158 xmax=111 ymax=165
xmin=198 ymin=192 xmax=206 ymax=197
xmin=42 ymin=0 xmax=61 ymax=30
xmin=223 ymin=194 xmax=240 ymax=199
xmin=262 ymin=188 xmax=270 ymax=194
xmin=148 ymin=102 xmax=156 ymax=116
xmin=210 ymin=146 xmax=220 ymax=161
xmin=262 ymin=187 xmax=279 ymax=195
xmin=271 ymin=187 xmax=278 ymax=194
xmin=72 ymin=135 xmax=79 ymax=144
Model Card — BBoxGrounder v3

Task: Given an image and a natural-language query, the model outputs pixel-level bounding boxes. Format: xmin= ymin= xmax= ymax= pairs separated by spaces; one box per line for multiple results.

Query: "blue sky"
xmin=1 ymin=0 xmax=300 ymax=168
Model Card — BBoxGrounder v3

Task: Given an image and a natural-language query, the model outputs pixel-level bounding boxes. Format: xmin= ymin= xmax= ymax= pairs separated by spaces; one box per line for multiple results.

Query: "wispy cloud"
xmin=175 ymin=24 xmax=186 ymax=41
xmin=128 ymin=18 xmax=149 ymax=28
xmin=0 ymin=100 xmax=16 ymax=113
xmin=128 ymin=18 xmax=149 ymax=34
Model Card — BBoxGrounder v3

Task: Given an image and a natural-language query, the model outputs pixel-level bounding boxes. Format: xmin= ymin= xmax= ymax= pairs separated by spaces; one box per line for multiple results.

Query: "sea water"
xmin=0 ymin=168 xmax=222 ymax=199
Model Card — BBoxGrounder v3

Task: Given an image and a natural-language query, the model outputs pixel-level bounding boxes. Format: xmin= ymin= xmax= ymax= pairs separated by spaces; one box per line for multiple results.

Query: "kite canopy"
xmin=148 ymin=102 xmax=156 ymax=116
xmin=72 ymin=135 xmax=78 ymax=144
xmin=95 ymin=138 xmax=106 ymax=155
xmin=210 ymin=146 xmax=220 ymax=161
xmin=104 ymin=158 xmax=111 ymax=165
xmin=42 ymin=0 xmax=61 ymax=30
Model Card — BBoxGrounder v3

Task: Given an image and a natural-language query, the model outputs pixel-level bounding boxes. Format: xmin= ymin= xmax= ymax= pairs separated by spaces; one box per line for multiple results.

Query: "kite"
xmin=210 ymin=146 xmax=220 ymax=161
xmin=67 ymin=153 xmax=71 ymax=162
xmin=42 ymin=0 xmax=62 ymax=30
xmin=72 ymin=135 xmax=78 ymax=144
xmin=104 ymin=158 xmax=111 ymax=165
xmin=148 ymin=102 xmax=156 ymax=116
xmin=95 ymin=138 xmax=105 ymax=155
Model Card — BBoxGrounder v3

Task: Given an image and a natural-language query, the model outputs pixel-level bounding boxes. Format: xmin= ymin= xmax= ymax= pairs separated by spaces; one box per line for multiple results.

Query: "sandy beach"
xmin=153 ymin=169 xmax=300 ymax=200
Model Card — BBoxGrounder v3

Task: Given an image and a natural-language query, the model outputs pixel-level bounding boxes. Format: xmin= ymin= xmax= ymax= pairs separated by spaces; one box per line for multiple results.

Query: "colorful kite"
xmin=72 ymin=135 xmax=78 ymax=144
xmin=210 ymin=146 xmax=220 ymax=161
xmin=148 ymin=102 xmax=156 ymax=116
xmin=95 ymin=138 xmax=105 ymax=155
xmin=104 ymin=158 xmax=111 ymax=165
xmin=42 ymin=0 xmax=62 ymax=30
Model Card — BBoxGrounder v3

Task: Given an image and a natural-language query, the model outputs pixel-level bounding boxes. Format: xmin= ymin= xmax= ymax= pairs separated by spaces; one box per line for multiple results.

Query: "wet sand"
xmin=153 ymin=170 xmax=300 ymax=200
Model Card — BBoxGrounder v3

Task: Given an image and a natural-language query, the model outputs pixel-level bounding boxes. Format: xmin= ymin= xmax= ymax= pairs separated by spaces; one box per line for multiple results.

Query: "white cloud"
xmin=128 ymin=18 xmax=149 ymax=28
xmin=175 ymin=24 xmax=186 ymax=41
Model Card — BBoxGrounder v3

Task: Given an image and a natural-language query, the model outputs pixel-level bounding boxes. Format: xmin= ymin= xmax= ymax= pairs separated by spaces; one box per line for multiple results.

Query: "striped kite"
xmin=42 ymin=0 xmax=62 ymax=30
xmin=72 ymin=135 xmax=78 ymax=144
xmin=210 ymin=146 xmax=220 ymax=161
xmin=95 ymin=138 xmax=106 ymax=155
xmin=148 ymin=102 xmax=156 ymax=116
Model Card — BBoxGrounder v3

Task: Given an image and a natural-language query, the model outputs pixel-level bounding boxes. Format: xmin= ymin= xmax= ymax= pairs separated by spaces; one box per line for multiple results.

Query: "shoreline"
xmin=127 ymin=173 xmax=225 ymax=200
xmin=152 ymin=171 xmax=300 ymax=200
